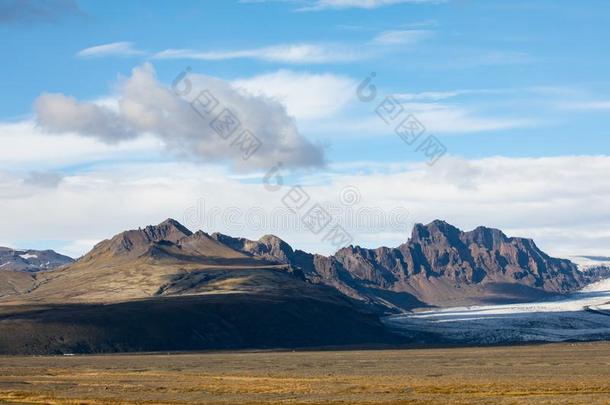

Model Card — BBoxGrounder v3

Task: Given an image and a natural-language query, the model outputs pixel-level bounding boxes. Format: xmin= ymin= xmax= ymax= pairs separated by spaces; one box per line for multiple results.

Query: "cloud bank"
xmin=0 ymin=155 xmax=608 ymax=259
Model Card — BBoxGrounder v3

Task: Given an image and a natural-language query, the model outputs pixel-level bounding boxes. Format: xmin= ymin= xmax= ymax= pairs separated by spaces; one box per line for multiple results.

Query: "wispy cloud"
xmin=396 ymin=86 xmax=579 ymax=102
xmin=372 ymin=29 xmax=433 ymax=45
xmin=240 ymin=0 xmax=448 ymax=11
xmin=395 ymin=91 xmax=463 ymax=101
xmin=77 ymin=42 xmax=146 ymax=58
xmin=154 ymin=29 xmax=432 ymax=64
xmin=310 ymin=103 xmax=536 ymax=137
xmin=154 ymin=43 xmax=361 ymax=64
xmin=558 ymin=100 xmax=610 ymax=111
xmin=297 ymin=0 xmax=448 ymax=11
xmin=402 ymin=102 xmax=537 ymax=134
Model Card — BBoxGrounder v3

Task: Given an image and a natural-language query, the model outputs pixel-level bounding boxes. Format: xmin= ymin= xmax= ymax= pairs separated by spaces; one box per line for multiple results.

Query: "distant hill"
xmin=0 ymin=247 xmax=73 ymax=272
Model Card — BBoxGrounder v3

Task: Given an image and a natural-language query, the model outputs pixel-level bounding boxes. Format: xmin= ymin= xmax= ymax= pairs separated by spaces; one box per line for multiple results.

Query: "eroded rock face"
xmin=396 ymin=220 xmax=582 ymax=292
xmin=220 ymin=220 xmax=586 ymax=310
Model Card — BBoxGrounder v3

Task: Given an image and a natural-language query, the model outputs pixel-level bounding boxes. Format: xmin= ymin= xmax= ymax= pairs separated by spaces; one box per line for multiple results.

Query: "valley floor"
xmin=1 ymin=342 xmax=610 ymax=404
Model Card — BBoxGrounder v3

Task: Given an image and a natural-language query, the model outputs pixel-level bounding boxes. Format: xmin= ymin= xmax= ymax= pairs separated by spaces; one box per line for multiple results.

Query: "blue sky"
xmin=0 ymin=0 xmax=609 ymax=259
xmin=2 ymin=0 xmax=610 ymax=160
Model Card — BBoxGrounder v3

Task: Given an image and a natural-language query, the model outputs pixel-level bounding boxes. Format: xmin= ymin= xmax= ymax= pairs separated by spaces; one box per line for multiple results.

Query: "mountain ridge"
xmin=0 ymin=218 xmax=592 ymax=310
xmin=0 ymin=218 xmax=403 ymax=354
xmin=211 ymin=218 xmax=587 ymax=309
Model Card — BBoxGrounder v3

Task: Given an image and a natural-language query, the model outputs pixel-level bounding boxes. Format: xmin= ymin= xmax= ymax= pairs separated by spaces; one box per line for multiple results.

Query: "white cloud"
xmin=393 ymin=88 xmax=554 ymax=101
xmin=372 ymin=29 xmax=433 ymax=45
xmin=297 ymin=0 xmax=447 ymax=11
xmin=0 ymin=120 xmax=162 ymax=170
xmin=401 ymin=102 xmax=536 ymax=133
xmin=452 ymin=51 xmax=533 ymax=67
xmin=76 ymin=41 xmax=145 ymax=58
xmin=23 ymin=171 xmax=64 ymax=188
xmin=34 ymin=63 xmax=325 ymax=171
xmin=35 ymin=93 xmax=137 ymax=142
xmin=153 ymin=28 xmax=433 ymax=65
xmin=395 ymin=90 xmax=466 ymax=101
xmin=154 ymin=43 xmax=362 ymax=64
xmin=0 ymin=156 xmax=608 ymax=259
xmin=307 ymin=101 xmax=535 ymax=137
xmin=558 ymin=101 xmax=610 ymax=111
xmin=232 ymin=70 xmax=356 ymax=120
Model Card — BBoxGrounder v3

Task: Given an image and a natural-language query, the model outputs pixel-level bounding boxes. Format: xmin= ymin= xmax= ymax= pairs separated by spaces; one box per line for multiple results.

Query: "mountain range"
xmin=0 ymin=218 xmax=606 ymax=354
xmin=211 ymin=219 xmax=589 ymax=309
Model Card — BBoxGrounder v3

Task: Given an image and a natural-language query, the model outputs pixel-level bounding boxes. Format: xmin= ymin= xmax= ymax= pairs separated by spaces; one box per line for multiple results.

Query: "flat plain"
xmin=1 ymin=342 xmax=610 ymax=404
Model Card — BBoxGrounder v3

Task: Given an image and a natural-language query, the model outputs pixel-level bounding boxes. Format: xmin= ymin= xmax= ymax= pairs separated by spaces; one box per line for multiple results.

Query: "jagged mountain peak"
xmin=82 ymin=219 xmax=194 ymax=261
xmin=461 ymin=226 xmax=510 ymax=251
xmin=191 ymin=229 xmax=213 ymax=239
xmin=258 ymin=234 xmax=294 ymax=252
xmin=409 ymin=220 xmax=462 ymax=245
xmin=145 ymin=218 xmax=193 ymax=240
xmin=208 ymin=232 xmax=295 ymax=263
xmin=409 ymin=221 xmax=515 ymax=249
xmin=259 ymin=234 xmax=285 ymax=243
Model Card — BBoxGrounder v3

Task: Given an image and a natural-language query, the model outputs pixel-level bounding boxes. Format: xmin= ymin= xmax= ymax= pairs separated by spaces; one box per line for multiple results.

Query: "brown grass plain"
xmin=1 ymin=342 xmax=610 ymax=404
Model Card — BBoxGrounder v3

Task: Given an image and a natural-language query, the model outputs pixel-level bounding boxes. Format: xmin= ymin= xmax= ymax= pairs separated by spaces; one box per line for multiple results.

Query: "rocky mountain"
xmin=0 ymin=247 xmax=74 ymax=272
xmin=0 ymin=219 xmax=400 ymax=354
xmin=216 ymin=220 xmax=587 ymax=310
xmin=0 ymin=218 xmax=602 ymax=354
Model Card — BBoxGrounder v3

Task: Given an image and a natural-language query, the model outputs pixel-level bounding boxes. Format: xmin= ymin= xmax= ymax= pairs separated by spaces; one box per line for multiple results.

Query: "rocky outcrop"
xmin=210 ymin=233 xmax=295 ymax=263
